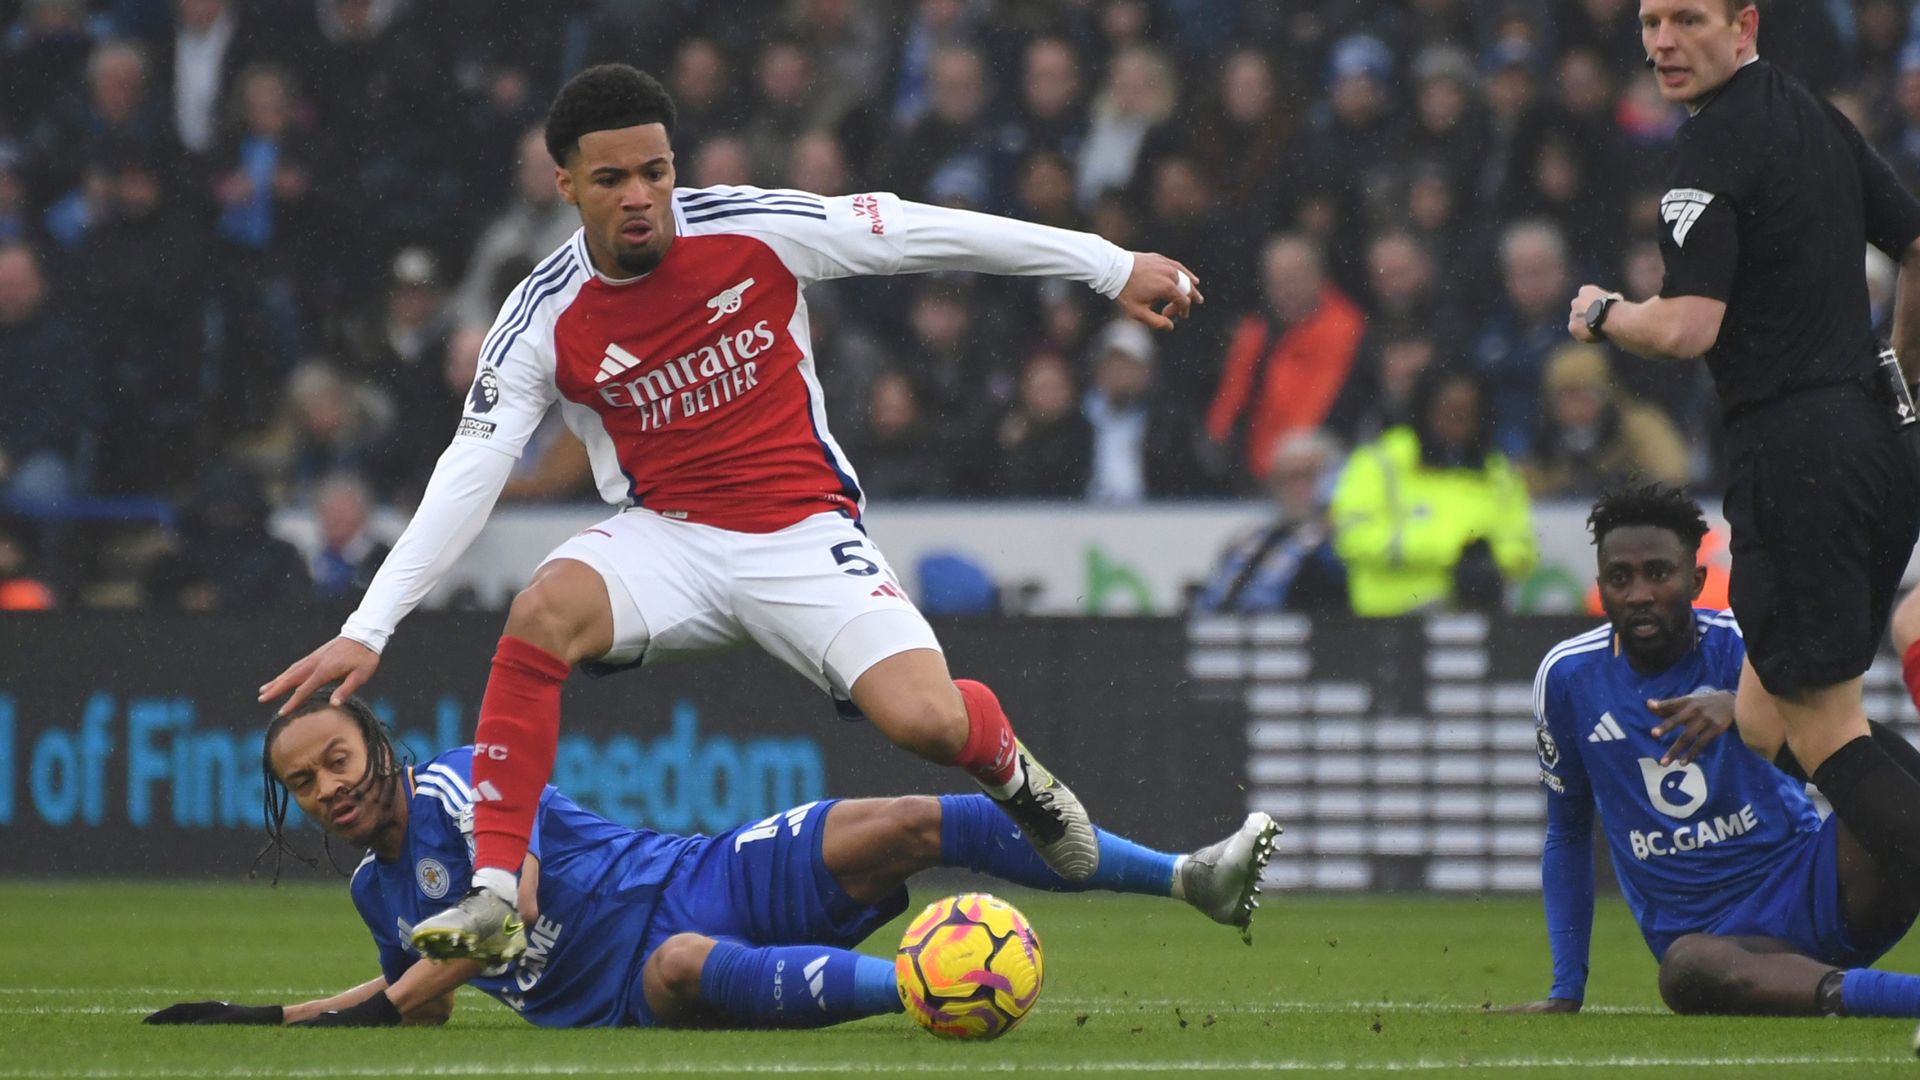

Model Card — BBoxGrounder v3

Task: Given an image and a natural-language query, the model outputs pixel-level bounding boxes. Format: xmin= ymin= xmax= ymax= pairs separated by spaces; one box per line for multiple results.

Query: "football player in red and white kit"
xmin=260 ymin=64 xmax=1202 ymax=964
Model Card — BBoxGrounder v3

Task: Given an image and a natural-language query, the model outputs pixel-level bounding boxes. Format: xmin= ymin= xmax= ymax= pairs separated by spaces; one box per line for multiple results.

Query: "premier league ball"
xmin=895 ymin=893 xmax=1043 ymax=1040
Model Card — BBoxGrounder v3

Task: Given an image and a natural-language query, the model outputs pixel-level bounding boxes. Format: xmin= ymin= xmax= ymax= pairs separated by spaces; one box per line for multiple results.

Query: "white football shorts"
xmin=538 ymin=508 xmax=942 ymax=706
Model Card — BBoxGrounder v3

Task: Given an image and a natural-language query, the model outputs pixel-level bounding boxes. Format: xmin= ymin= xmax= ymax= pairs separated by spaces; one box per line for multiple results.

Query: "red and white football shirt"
xmin=342 ymin=186 xmax=1131 ymax=650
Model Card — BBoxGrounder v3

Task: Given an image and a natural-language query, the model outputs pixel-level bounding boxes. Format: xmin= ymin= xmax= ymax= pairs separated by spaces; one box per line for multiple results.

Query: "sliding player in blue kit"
xmin=142 ymin=695 xmax=1277 ymax=1029
xmin=1513 ymin=485 xmax=1920 ymax=1018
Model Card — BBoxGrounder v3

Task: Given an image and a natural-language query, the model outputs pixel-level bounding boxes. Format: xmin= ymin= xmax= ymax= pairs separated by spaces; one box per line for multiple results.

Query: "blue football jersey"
xmin=349 ymin=747 xmax=699 ymax=1027
xmin=1533 ymin=610 xmax=1823 ymax=952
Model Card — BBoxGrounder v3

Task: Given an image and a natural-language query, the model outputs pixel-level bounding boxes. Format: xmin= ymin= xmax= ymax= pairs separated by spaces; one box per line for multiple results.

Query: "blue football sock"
xmin=698 ymin=940 xmax=902 ymax=1028
xmin=1841 ymin=968 xmax=1920 ymax=1017
xmin=937 ymin=794 xmax=1175 ymax=895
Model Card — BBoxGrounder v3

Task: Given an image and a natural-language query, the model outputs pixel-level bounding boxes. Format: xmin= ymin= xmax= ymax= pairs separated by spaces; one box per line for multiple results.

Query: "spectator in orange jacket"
xmin=1204 ymin=233 xmax=1365 ymax=485
xmin=0 ymin=515 xmax=54 ymax=610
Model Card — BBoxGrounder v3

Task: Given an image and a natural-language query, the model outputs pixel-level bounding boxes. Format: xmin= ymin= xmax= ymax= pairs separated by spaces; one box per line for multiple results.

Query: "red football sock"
xmin=1903 ymin=640 xmax=1920 ymax=715
xmin=952 ymin=678 xmax=1020 ymax=790
xmin=470 ymin=635 xmax=571 ymax=873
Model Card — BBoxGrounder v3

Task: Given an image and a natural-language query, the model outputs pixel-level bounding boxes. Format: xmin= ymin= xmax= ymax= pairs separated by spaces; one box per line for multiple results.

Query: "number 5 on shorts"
xmin=831 ymin=540 xmax=880 ymax=576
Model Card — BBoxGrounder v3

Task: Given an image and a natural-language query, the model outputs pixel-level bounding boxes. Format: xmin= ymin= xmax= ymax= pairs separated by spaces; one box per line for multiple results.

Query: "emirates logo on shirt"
xmin=595 ymin=320 xmax=777 ymax=431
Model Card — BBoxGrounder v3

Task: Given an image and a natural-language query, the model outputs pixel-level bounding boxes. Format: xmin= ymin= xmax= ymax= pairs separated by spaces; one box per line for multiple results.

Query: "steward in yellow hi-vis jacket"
xmin=1330 ymin=369 xmax=1536 ymax=616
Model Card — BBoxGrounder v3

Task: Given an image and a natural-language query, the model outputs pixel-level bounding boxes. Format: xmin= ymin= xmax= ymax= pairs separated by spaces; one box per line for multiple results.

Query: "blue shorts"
xmin=624 ymin=799 xmax=908 ymax=1026
xmin=1694 ymin=815 xmax=1912 ymax=968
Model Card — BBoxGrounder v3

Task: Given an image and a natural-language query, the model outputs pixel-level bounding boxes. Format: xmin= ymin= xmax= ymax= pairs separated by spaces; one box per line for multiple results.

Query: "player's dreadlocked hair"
xmin=1586 ymin=483 xmax=1711 ymax=555
xmin=544 ymin=64 xmax=677 ymax=166
xmin=252 ymin=692 xmax=410 ymax=886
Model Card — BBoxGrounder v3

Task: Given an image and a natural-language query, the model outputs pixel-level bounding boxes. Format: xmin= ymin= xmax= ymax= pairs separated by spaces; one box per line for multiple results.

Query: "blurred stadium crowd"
xmin=0 ymin=0 xmax=1911 ymax=612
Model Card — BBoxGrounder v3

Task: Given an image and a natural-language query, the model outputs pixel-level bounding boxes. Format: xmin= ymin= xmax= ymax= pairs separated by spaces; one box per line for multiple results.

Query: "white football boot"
xmin=409 ymin=887 xmax=527 ymax=965
xmin=1176 ymin=811 xmax=1282 ymax=944
xmin=987 ymin=741 xmax=1100 ymax=883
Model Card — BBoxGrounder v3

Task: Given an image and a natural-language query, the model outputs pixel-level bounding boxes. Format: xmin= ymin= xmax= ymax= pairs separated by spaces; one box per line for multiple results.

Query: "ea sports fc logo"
xmin=416 ymin=857 xmax=451 ymax=899
xmin=1637 ymin=757 xmax=1708 ymax=819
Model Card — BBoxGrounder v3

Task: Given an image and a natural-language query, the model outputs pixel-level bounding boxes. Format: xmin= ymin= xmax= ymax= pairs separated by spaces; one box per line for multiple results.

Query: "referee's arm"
xmin=1565 ymin=286 xmax=1724 ymax=361
xmin=1890 ymin=238 xmax=1920 ymax=382
xmin=1837 ymin=97 xmax=1920 ymax=380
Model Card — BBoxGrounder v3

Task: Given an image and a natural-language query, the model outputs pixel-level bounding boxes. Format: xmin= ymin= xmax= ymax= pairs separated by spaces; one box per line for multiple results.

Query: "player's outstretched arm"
xmin=142 ymin=1000 xmax=285 ymax=1025
xmin=1115 ymin=252 xmax=1203 ymax=332
xmin=288 ymin=957 xmax=483 ymax=1027
xmin=280 ymin=976 xmax=392 ymax=1025
xmin=144 ymin=975 xmax=393 ymax=1026
xmin=874 ymin=197 xmax=1199 ymax=328
xmin=147 ymin=963 xmax=476 ymax=1028
xmin=258 ymin=636 xmax=380 ymax=717
xmin=258 ymin=442 xmax=518 ymax=714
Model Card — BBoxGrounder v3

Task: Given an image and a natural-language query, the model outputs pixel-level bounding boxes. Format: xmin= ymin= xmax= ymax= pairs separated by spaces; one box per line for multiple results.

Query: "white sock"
xmin=473 ymin=866 xmax=518 ymax=905
xmin=1169 ymin=856 xmax=1189 ymax=900
xmin=978 ymin=757 xmax=1027 ymax=800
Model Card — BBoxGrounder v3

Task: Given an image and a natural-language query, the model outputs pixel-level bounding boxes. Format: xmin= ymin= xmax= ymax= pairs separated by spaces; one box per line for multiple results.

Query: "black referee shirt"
xmin=1658 ymin=57 xmax=1920 ymax=419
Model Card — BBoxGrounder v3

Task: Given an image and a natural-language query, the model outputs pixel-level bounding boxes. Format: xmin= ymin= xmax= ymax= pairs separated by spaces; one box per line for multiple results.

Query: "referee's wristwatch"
xmin=1584 ymin=294 xmax=1620 ymax=341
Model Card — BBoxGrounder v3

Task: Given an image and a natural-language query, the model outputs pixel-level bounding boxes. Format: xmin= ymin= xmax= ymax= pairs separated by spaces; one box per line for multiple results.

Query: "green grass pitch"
xmin=4 ymin=881 xmax=1919 ymax=1077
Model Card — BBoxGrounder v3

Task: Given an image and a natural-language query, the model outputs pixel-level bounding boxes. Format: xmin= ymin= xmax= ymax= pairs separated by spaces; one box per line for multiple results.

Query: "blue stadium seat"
xmin=915 ymin=552 xmax=998 ymax=615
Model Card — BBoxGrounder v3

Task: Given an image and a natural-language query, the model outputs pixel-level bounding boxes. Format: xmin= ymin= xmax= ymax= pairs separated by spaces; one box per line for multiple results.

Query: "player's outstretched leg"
xmin=643 ymin=933 xmax=902 ymax=1029
xmin=1660 ymin=933 xmax=1920 ymax=1017
xmin=848 ymin=651 xmax=1098 ymax=882
xmin=1175 ymin=811 xmax=1283 ymax=942
xmin=952 ymin=679 xmax=1099 ymax=882
xmin=415 ymin=561 xmax=613 ymax=963
xmin=933 ymin=794 xmax=1280 ymax=942
xmin=410 ymin=630 xmax=569 ymax=963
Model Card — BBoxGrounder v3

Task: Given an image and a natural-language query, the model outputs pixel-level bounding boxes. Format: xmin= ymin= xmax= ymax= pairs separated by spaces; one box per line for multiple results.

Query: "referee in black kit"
xmin=1567 ymin=0 xmax=1920 ymax=915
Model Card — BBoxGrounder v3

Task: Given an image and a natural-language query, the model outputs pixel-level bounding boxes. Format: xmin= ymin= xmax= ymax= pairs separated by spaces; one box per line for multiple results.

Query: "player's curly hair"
xmin=1586 ymin=483 xmax=1711 ymax=555
xmin=544 ymin=63 xmax=677 ymax=166
xmin=252 ymin=691 xmax=411 ymax=886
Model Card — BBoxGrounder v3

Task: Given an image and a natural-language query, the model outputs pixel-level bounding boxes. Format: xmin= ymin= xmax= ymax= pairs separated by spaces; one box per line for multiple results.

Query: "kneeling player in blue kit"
xmin=144 ymin=695 xmax=1277 ymax=1028
xmin=1515 ymin=485 xmax=1920 ymax=1017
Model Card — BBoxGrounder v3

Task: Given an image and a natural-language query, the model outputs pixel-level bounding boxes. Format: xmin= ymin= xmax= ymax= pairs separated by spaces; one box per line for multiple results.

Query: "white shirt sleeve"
xmin=707 ymin=187 xmax=1133 ymax=299
xmin=448 ymin=273 xmax=565 ymax=458
xmin=340 ymin=271 xmax=566 ymax=652
xmin=339 ymin=441 xmax=515 ymax=654
xmin=889 ymin=199 xmax=1134 ymax=299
